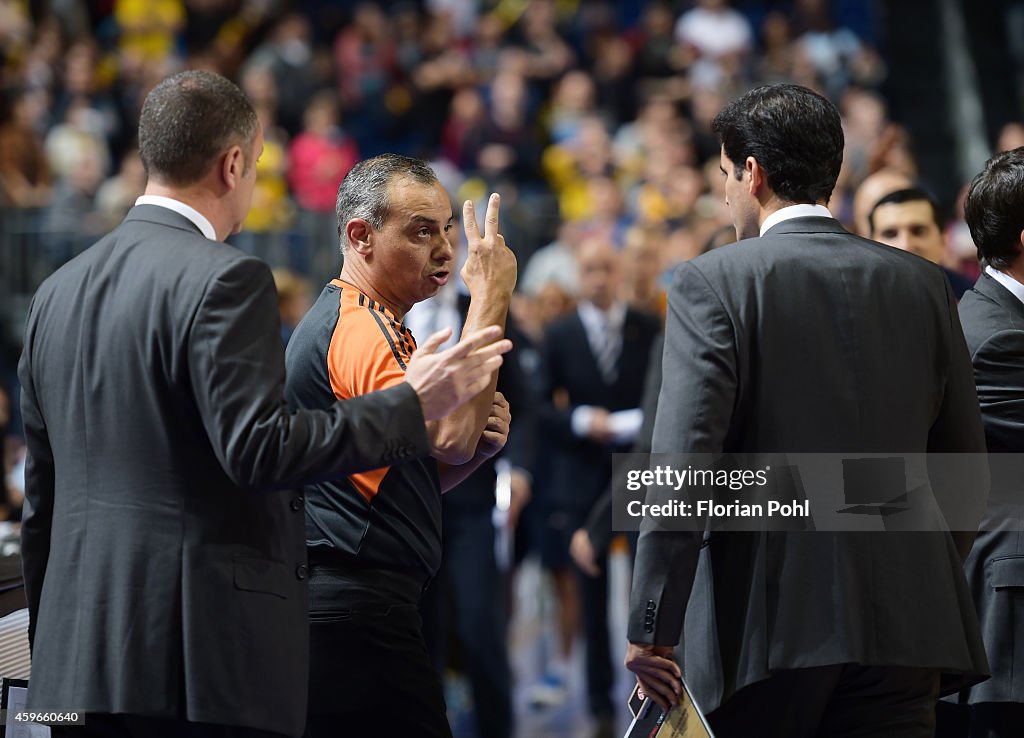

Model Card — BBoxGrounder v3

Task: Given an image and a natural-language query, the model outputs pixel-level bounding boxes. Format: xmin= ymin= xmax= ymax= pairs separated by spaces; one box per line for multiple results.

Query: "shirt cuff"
xmin=571 ymin=405 xmax=595 ymax=438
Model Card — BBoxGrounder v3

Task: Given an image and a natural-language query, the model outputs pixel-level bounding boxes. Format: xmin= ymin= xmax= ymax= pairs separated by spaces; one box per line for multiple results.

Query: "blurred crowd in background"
xmin=2 ymin=0 xmax=1017 ymax=334
xmin=0 ymin=1 xmax=916 ymax=310
xmin=3 ymin=1 xmax=1024 ymax=736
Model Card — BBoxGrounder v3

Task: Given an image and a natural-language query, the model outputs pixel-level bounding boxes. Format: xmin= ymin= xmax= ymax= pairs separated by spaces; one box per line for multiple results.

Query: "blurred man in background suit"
xmin=626 ymin=83 xmax=989 ymax=738
xmin=539 ymin=236 xmax=660 ymax=737
xmin=19 ymin=71 xmax=509 ymax=738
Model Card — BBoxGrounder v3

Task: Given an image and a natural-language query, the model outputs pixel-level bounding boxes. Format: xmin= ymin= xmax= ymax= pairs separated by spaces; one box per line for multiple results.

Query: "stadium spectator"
xmin=0 ymin=87 xmax=50 ymax=207
xmin=675 ymin=0 xmax=753 ymax=89
xmin=95 ymin=147 xmax=147 ymax=228
xmin=245 ymin=14 xmax=322 ymax=137
xmin=288 ymin=90 xmax=359 ymax=283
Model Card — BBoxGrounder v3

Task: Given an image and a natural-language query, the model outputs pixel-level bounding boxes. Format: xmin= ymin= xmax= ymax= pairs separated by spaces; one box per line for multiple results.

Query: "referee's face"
xmin=369 ymin=177 xmax=456 ymax=317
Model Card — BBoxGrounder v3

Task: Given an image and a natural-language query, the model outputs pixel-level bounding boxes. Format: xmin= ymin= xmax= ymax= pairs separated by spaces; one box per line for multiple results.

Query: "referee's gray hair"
xmin=335 ymin=154 xmax=438 ymax=255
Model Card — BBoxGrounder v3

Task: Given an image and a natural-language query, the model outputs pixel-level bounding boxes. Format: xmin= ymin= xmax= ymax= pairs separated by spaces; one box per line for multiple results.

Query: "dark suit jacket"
xmin=18 ymin=205 xmax=431 ymax=736
xmin=630 ymin=216 xmax=990 ymax=712
xmin=958 ymin=271 xmax=1024 ymax=704
xmin=584 ymin=334 xmax=664 ymax=552
xmin=540 ymin=306 xmax=661 ymax=513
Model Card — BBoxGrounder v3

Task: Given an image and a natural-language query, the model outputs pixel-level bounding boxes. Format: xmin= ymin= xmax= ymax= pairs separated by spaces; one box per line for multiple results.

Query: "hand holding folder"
xmin=624 ymin=682 xmax=715 ymax=738
xmin=624 ymin=642 xmax=682 ymax=710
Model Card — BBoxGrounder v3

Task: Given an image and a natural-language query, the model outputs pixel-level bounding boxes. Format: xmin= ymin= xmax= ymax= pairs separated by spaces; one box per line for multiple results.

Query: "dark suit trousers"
xmin=52 ymin=716 xmax=286 ymax=738
xmin=707 ymin=664 xmax=940 ymax=738
xmin=936 ymin=701 xmax=1024 ymax=738
xmin=579 ymin=552 xmax=614 ymax=719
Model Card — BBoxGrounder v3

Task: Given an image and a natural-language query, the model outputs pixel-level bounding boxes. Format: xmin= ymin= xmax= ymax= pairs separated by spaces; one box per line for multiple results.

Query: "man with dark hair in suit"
xmin=625 ymin=83 xmax=989 ymax=738
xmin=943 ymin=146 xmax=1024 ymax=737
xmin=18 ymin=70 xmax=510 ymax=738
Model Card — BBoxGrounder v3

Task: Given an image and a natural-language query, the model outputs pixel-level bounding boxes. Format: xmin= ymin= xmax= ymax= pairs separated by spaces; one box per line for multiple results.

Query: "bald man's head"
xmin=576 ymin=237 xmax=622 ymax=310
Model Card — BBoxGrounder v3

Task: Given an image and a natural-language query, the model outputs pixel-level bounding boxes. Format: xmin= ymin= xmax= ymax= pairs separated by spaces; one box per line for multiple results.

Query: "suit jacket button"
xmin=295 ymin=564 xmax=308 ymax=580
xmin=290 ymin=497 xmax=302 ymax=512
xmin=644 ymin=624 xmax=654 ymax=633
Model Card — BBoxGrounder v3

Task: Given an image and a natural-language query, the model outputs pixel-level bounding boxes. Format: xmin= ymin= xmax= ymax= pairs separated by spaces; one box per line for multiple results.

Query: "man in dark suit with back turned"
xmin=943 ymin=147 xmax=1024 ymax=737
xmin=18 ymin=70 xmax=510 ymax=738
xmin=625 ymin=84 xmax=990 ymax=738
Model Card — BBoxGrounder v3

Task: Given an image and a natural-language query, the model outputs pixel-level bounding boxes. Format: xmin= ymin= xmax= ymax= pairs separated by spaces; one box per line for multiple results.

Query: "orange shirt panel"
xmin=326 ymin=283 xmax=417 ymax=502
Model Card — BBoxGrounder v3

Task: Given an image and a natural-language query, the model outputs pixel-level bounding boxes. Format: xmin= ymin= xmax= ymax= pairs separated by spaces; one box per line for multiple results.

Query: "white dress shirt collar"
xmin=759 ymin=203 xmax=834 ymax=236
xmin=577 ymin=300 xmax=626 ymax=338
xmin=985 ymin=265 xmax=1024 ymax=307
xmin=135 ymin=195 xmax=218 ymax=241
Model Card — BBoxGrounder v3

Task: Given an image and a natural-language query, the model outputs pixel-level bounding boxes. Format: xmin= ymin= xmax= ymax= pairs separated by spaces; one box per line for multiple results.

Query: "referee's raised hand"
xmin=460 ymin=193 xmax=517 ymax=303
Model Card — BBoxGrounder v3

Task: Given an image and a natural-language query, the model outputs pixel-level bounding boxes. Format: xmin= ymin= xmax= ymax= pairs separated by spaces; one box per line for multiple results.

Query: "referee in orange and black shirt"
xmin=285 ymin=154 xmax=517 ymax=737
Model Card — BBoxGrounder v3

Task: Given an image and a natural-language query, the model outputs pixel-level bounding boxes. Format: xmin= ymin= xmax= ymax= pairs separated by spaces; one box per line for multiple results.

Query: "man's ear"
xmin=746 ymin=156 xmax=766 ymax=197
xmin=221 ymin=144 xmax=244 ymax=191
xmin=346 ymin=219 xmax=373 ymax=256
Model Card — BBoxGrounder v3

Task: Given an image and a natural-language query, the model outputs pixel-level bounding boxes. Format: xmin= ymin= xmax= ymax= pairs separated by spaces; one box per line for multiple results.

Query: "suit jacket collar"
xmin=123 ymin=204 xmax=210 ymax=238
xmin=577 ymin=300 xmax=626 ymax=334
xmin=570 ymin=304 xmax=639 ymax=335
xmin=761 ymin=216 xmax=849 ymax=237
xmin=971 ymin=270 xmax=1024 ymax=322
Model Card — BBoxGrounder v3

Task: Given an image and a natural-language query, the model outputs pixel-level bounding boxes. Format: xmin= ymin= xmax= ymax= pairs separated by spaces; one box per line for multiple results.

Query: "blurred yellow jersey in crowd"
xmin=244 ymin=137 xmax=292 ymax=233
xmin=115 ymin=0 xmax=185 ymax=62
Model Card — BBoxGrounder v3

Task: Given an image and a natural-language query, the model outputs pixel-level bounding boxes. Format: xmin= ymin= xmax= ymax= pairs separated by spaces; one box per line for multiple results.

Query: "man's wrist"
xmin=466 ymin=285 xmax=514 ymax=305
xmin=471 ymin=444 xmax=499 ymax=464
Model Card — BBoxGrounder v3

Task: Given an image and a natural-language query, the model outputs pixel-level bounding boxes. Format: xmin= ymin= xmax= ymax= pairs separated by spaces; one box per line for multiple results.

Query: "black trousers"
xmin=421 ymin=508 xmax=513 ymax=738
xmin=51 ymin=715 xmax=286 ymax=738
xmin=936 ymin=701 xmax=1024 ymax=738
xmin=579 ymin=553 xmax=614 ymax=719
xmin=579 ymin=532 xmax=636 ymax=720
xmin=707 ymin=664 xmax=941 ymax=738
xmin=303 ymin=564 xmax=451 ymax=738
